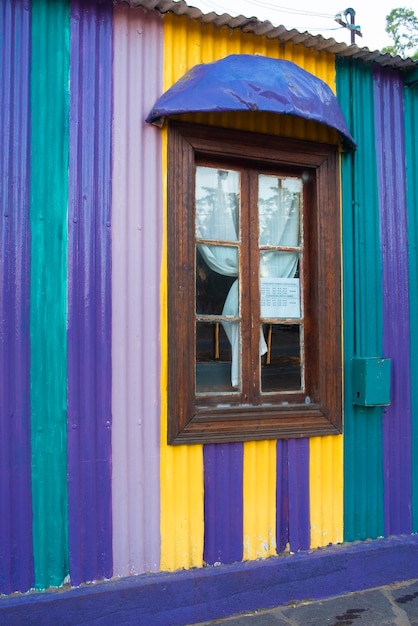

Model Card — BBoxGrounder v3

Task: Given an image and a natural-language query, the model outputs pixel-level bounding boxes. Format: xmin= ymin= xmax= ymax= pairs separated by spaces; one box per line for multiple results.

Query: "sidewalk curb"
xmin=1 ymin=535 xmax=418 ymax=625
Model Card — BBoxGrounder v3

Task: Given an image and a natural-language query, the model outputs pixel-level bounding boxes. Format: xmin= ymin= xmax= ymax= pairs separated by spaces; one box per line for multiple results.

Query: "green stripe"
xmin=405 ymin=84 xmax=418 ymax=532
xmin=336 ymin=59 xmax=384 ymax=541
xmin=30 ymin=0 xmax=70 ymax=589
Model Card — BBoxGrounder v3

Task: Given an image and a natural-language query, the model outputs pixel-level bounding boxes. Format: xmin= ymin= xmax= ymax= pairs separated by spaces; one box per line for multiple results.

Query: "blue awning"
xmin=146 ymin=54 xmax=356 ymax=149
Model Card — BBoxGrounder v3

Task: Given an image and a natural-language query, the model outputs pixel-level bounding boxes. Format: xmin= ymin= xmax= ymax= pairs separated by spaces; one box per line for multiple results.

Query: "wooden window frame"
xmin=167 ymin=121 xmax=342 ymax=444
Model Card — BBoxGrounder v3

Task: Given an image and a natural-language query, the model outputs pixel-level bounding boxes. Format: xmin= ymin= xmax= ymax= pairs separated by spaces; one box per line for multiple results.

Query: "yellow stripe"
xmin=243 ymin=441 xmax=277 ymax=559
xmin=159 ymin=109 xmax=204 ymax=572
xmin=310 ymin=436 xmax=344 ymax=547
xmin=159 ymin=124 xmax=204 ymax=571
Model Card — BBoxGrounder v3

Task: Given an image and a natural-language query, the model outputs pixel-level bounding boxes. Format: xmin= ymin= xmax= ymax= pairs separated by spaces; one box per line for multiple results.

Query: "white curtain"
xmin=196 ymin=168 xmax=300 ymax=387
xmin=196 ymin=167 xmax=239 ymax=275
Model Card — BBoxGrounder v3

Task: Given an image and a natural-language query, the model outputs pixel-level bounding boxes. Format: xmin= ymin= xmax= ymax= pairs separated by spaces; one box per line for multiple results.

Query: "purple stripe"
xmin=288 ymin=439 xmax=310 ymax=551
xmin=203 ymin=444 xmax=244 ymax=564
xmin=276 ymin=439 xmax=310 ymax=552
xmin=0 ymin=0 xmax=33 ymax=594
xmin=276 ymin=440 xmax=289 ymax=552
xmin=67 ymin=0 xmax=113 ymax=585
xmin=374 ymin=68 xmax=412 ymax=535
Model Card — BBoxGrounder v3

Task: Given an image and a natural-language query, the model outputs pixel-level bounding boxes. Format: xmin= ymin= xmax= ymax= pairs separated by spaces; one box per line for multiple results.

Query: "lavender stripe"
xmin=67 ymin=0 xmax=113 ymax=585
xmin=111 ymin=4 xmax=163 ymax=576
xmin=374 ymin=68 xmax=412 ymax=535
xmin=204 ymin=444 xmax=244 ymax=564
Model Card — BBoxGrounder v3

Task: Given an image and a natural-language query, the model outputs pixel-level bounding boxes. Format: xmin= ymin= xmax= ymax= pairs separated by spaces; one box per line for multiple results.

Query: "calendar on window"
xmin=260 ymin=278 xmax=301 ymax=318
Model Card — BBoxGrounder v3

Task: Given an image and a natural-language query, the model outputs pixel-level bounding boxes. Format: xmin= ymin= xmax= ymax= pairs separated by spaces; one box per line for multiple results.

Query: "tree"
xmin=383 ymin=7 xmax=418 ymax=59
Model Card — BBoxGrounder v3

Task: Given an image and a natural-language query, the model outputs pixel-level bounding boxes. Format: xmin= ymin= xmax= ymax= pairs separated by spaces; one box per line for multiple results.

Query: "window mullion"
xmin=240 ymin=170 xmax=261 ymax=405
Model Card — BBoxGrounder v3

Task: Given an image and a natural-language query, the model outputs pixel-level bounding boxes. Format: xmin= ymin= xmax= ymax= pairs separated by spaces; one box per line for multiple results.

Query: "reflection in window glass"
xmin=260 ymin=250 xmax=299 ymax=282
xmin=195 ymin=167 xmax=240 ymax=242
xmin=258 ymin=175 xmax=301 ymax=247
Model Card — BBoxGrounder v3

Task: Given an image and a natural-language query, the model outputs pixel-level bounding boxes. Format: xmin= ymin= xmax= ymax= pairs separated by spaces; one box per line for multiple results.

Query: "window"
xmin=167 ymin=122 xmax=342 ymax=444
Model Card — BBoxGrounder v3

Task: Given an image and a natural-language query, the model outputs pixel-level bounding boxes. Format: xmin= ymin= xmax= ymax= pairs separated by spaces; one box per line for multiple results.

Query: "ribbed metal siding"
xmin=203 ymin=444 xmax=243 ymax=564
xmin=276 ymin=440 xmax=310 ymax=553
xmin=405 ymin=83 xmax=418 ymax=532
xmin=404 ymin=85 xmax=418 ymax=532
xmin=111 ymin=4 xmax=163 ymax=576
xmin=30 ymin=0 xmax=70 ymax=590
xmin=374 ymin=67 xmax=412 ymax=536
xmin=337 ymin=58 xmax=385 ymax=541
xmin=243 ymin=440 xmax=277 ymax=560
xmin=67 ymin=0 xmax=113 ymax=585
xmin=0 ymin=0 xmax=33 ymax=595
xmin=310 ymin=436 xmax=343 ymax=547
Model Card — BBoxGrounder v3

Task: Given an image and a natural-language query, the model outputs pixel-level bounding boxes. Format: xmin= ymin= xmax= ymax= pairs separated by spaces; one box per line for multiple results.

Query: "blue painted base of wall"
xmin=2 ymin=535 xmax=418 ymax=626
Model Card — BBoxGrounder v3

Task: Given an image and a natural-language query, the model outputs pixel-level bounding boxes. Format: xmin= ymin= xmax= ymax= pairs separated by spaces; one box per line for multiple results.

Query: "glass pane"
xmin=196 ymin=321 xmax=240 ymax=392
xmin=196 ymin=244 xmax=238 ymax=304
xmin=261 ymin=324 xmax=301 ymax=392
xmin=196 ymin=166 xmax=240 ymax=242
xmin=258 ymin=175 xmax=301 ymax=247
xmin=196 ymin=246 xmax=239 ymax=315
xmin=260 ymin=250 xmax=299 ymax=281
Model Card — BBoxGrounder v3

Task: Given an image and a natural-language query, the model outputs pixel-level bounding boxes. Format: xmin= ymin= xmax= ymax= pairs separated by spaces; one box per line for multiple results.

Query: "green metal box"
xmin=351 ymin=357 xmax=391 ymax=406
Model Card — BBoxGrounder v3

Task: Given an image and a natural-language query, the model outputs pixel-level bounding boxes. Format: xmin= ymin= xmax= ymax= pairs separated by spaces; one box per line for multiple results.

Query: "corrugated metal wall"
xmin=67 ymin=0 xmax=113 ymax=586
xmin=404 ymin=81 xmax=418 ymax=532
xmin=30 ymin=0 xmax=70 ymax=589
xmin=1 ymin=0 xmax=418 ymax=597
xmin=337 ymin=59 xmax=385 ymax=541
xmin=337 ymin=60 xmax=416 ymax=542
xmin=374 ymin=67 xmax=412 ymax=536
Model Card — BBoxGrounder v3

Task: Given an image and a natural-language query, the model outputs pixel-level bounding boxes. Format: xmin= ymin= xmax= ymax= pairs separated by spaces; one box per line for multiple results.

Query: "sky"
xmin=188 ymin=0 xmax=405 ymax=52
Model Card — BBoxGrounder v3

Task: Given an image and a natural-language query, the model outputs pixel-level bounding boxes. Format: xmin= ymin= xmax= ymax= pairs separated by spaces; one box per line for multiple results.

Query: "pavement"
xmin=194 ymin=578 xmax=418 ymax=625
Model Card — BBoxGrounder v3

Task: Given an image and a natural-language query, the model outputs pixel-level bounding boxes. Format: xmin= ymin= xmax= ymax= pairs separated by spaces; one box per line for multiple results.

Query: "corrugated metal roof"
xmin=120 ymin=0 xmax=418 ymax=72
